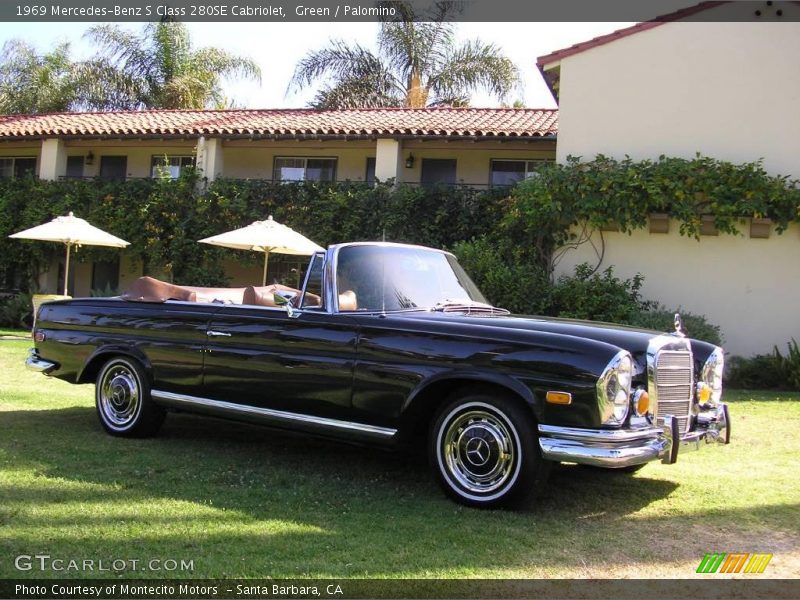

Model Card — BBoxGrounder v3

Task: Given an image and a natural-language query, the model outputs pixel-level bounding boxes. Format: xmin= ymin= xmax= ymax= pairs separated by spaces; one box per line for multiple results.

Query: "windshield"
xmin=335 ymin=245 xmax=489 ymax=312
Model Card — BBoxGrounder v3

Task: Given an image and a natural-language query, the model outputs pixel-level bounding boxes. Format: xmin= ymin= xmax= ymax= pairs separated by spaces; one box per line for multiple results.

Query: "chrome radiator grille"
xmin=653 ymin=350 xmax=694 ymax=434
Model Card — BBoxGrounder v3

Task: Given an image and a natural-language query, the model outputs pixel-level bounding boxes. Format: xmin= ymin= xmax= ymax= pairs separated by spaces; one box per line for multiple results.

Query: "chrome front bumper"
xmin=26 ymin=348 xmax=58 ymax=374
xmin=538 ymin=403 xmax=730 ymax=468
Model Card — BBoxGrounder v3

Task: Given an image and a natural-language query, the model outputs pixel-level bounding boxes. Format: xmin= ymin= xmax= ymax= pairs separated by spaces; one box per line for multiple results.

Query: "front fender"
xmin=403 ymin=368 xmax=538 ymax=413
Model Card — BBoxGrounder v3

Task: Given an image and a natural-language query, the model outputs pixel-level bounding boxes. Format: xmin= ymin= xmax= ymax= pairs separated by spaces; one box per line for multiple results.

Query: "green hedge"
xmin=0 ymin=174 xmax=506 ymax=288
xmin=503 ymin=154 xmax=800 ymax=272
xmin=3 ymin=154 xmax=799 ymax=347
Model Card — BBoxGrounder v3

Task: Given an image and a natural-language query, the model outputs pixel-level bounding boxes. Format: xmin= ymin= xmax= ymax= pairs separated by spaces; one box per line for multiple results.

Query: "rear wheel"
xmin=95 ymin=357 xmax=165 ymax=437
xmin=429 ymin=393 xmax=549 ymax=508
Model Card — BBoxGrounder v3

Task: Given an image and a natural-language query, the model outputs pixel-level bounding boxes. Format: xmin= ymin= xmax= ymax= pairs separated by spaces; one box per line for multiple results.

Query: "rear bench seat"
xmin=121 ymin=276 xmax=305 ymax=307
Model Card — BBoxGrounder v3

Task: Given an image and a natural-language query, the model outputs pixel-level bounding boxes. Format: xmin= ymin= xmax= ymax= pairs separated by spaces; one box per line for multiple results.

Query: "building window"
xmin=91 ymin=259 xmax=120 ymax=294
xmin=365 ymin=157 xmax=376 ymax=185
xmin=151 ymin=155 xmax=195 ymax=179
xmin=490 ymin=159 xmax=551 ymax=186
xmin=99 ymin=156 xmax=128 ymax=180
xmin=65 ymin=156 xmax=85 ymax=178
xmin=0 ymin=157 xmax=36 ymax=178
xmin=420 ymin=158 xmax=457 ymax=188
xmin=273 ymin=157 xmax=336 ymax=182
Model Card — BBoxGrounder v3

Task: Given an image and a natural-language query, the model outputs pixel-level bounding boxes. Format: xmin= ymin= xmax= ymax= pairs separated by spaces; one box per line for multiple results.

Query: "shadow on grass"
xmin=2 ymin=406 xmax=797 ymax=577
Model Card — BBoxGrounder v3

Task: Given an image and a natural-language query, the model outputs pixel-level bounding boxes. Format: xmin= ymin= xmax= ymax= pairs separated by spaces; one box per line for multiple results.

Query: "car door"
xmin=201 ymin=253 xmax=360 ymax=423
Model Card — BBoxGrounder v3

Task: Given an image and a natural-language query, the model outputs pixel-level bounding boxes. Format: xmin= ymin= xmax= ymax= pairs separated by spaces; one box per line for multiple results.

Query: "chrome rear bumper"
xmin=538 ymin=403 xmax=730 ymax=468
xmin=26 ymin=348 xmax=58 ymax=374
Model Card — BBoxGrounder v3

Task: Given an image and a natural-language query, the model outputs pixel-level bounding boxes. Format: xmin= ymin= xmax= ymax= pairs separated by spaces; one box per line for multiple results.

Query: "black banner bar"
xmin=2 ymin=1 xmax=800 ymax=22
xmin=2 ymin=579 xmax=800 ymax=600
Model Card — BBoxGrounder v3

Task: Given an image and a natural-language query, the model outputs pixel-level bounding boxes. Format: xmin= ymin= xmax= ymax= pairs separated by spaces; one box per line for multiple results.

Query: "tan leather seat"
xmin=121 ymin=277 xmax=197 ymax=302
xmin=122 ymin=277 xmax=246 ymax=304
xmin=186 ymin=287 xmax=246 ymax=304
xmin=243 ymin=284 xmax=301 ymax=307
xmin=338 ymin=290 xmax=358 ymax=311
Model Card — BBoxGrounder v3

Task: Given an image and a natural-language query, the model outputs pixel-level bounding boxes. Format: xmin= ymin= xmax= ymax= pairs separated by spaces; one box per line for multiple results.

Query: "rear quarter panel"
xmin=35 ymin=299 xmax=217 ymax=393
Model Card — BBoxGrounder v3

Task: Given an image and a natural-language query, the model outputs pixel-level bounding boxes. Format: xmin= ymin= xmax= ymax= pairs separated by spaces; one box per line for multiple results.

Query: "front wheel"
xmin=95 ymin=357 xmax=165 ymax=437
xmin=429 ymin=393 xmax=550 ymax=508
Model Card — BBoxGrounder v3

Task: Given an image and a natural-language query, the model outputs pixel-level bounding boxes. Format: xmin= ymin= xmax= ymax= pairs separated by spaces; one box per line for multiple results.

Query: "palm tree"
xmin=0 ymin=40 xmax=78 ymax=113
xmin=83 ymin=22 xmax=261 ymax=109
xmin=289 ymin=3 xmax=519 ymax=108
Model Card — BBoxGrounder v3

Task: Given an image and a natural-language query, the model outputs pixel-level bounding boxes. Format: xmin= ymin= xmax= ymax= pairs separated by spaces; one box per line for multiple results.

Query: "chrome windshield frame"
xmin=328 ymin=242 xmax=480 ymax=315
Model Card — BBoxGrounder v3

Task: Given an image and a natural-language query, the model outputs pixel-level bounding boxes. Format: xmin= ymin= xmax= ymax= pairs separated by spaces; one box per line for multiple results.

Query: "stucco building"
xmin=538 ymin=1 xmax=800 ymax=355
xmin=2 ymin=1 xmax=799 ymax=355
xmin=0 ymin=107 xmax=557 ymax=297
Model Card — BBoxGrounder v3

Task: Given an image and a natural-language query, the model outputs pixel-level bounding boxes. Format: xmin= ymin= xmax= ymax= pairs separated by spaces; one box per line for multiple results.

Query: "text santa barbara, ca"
xmin=15 ymin=582 xmax=346 ymax=598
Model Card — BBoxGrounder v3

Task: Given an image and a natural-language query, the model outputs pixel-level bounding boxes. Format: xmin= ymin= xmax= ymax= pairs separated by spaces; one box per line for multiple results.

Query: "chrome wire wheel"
xmin=98 ymin=361 xmax=142 ymax=430
xmin=436 ymin=401 xmax=522 ymax=501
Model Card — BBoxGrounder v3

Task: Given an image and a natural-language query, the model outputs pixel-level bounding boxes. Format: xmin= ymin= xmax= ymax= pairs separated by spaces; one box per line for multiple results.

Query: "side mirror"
xmin=273 ymin=290 xmax=299 ymax=317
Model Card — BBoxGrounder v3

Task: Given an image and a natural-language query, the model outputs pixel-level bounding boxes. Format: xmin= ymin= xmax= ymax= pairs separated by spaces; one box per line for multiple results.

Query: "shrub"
xmin=90 ymin=283 xmax=121 ymax=297
xmin=629 ymin=308 xmax=723 ymax=346
xmin=453 ymin=237 xmax=551 ymax=314
xmin=776 ymin=339 xmax=800 ymax=390
xmin=0 ymin=292 xmax=33 ymax=329
xmin=726 ymin=339 xmax=800 ymax=391
xmin=548 ymin=263 xmax=656 ymax=323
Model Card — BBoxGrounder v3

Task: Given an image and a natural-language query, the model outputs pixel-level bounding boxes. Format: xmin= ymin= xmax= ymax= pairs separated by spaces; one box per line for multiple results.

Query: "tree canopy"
xmin=289 ymin=3 xmax=519 ymax=108
xmin=0 ymin=22 xmax=261 ymax=113
xmin=84 ymin=22 xmax=261 ymax=109
xmin=0 ymin=40 xmax=80 ymax=114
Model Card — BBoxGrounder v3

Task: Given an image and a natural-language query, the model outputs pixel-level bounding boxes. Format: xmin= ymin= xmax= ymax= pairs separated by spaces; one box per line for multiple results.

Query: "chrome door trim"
xmin=151 ymin=390 xmax=397 ymax=437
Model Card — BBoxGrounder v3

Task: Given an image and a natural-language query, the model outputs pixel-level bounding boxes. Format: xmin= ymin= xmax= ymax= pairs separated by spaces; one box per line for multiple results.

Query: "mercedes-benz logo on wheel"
xmin=465 ymin=437 xmax=491 ymax=466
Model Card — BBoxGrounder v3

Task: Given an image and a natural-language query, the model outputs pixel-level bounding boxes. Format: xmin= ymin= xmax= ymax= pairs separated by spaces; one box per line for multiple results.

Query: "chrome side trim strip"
xmin=538 ymin=423 xmax=664 ymax=443
xmin=151 ymin=390 xmax=397 ymax=437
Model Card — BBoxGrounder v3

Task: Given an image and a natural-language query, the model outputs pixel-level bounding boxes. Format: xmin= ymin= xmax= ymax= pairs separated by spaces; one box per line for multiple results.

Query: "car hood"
xmin=397 ymin=311 xmax=693 ymax=368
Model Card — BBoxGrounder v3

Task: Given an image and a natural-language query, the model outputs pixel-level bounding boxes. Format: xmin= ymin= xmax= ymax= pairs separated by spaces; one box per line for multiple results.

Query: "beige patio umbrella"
xmin=9 ymin=212 xmax=130 ymax=295
xmin=198 ymin=215 xmax=324 ymax=286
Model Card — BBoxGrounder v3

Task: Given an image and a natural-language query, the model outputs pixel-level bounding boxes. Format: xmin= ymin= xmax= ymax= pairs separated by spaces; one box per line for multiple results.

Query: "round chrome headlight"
xmin=701 ymin=346 xmax=725 ymax=403
xmin=598 ymin=351 xmax=633 ymax=425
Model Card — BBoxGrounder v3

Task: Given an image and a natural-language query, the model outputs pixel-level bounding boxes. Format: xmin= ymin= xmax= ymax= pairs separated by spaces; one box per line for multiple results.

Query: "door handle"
xmin=207 ymin=330 xmax=231 ymax=337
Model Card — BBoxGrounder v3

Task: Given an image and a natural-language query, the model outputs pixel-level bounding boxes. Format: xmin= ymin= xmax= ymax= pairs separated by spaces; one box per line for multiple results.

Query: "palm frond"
xmin=428 ymin=39 xmax=519 ymax=102
xmin=84 ymin=24 xmax=153 ymax=84
xmin=0 ymin=39 xmax=77 ymax=113
xmin=289 ymin=40 xmax=389 ymax=92
xmin=309 ymin=75 xmax=403 ymax=109
xmin=71 ymin=59 xmax=145 ymax=110
xmin=191 ymin=48 xmax=262 ymax=84
xmin=427 ymin=94 xmax=470 ymax=107
xmin=150 ymin=22 xmax=192 ymax=84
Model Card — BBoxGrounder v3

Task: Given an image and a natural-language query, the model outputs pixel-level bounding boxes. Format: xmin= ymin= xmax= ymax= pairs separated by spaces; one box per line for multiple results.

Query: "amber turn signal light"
xmin=546 ymin=391 xmax=572 ymax=405
xmin=696 ymin=382 xmax=712 ymax=404
xmin=633 ymin=389 xmax=650 ymax=416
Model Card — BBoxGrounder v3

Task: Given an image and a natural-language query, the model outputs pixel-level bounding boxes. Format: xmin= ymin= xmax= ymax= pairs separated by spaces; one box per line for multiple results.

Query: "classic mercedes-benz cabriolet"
xmin=27 ymin=242 xmax=730 ymax=507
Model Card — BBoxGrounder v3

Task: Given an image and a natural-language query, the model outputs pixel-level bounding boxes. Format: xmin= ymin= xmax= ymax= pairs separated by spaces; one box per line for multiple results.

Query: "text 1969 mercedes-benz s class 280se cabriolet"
xmin=27 ymin=242 xmax=730 ymax=507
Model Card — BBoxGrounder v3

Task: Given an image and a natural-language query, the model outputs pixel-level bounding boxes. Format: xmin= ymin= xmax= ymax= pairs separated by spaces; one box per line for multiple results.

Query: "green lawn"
xmin=0 ymin=327 xmax=28 ymax=338
xmin=1 ymin=340 xmax=798 ymax=579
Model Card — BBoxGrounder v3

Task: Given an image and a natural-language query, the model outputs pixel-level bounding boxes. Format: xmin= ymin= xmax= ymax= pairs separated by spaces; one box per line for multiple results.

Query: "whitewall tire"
xmin=429 ymin=393 xmax=549 ymax=508
xmin=95 ymin=357 xmax=165 ymax=437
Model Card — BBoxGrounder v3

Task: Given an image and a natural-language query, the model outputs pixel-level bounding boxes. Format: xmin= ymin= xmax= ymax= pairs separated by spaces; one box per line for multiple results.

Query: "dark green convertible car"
xmin=27 ymin=242 xmax=730 ymax=507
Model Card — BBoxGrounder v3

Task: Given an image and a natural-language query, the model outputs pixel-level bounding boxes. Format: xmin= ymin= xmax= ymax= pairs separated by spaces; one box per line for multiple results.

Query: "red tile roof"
xmin=536 ymin=1 xmax=727 ymax=67
xmin=0 ymin=107 xmax=558 ymax=140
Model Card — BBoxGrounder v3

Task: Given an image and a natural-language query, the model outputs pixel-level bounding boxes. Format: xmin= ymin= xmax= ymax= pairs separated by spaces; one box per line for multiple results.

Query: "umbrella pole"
xmin=63 ymin=243 xmax=71 ymax=296
xmin=262 ymin=250 xmax=269 ymax=286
